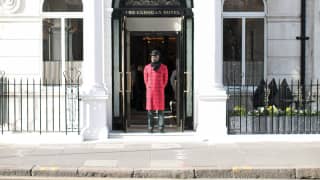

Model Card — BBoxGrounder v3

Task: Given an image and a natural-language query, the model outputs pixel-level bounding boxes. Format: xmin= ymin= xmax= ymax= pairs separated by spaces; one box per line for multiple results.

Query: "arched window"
xmin=43 ymin=0 xmax=83 ymax=12
xmin=224 ymin=0 xmax=264 ymax=12
xmin=223 ymin=0 xmax=265 ymax=86
xmin=42 ymin=0 xmax=83 ymax=84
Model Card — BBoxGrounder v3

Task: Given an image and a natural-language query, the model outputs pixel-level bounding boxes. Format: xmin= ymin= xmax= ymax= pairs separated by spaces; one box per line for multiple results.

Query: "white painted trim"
xmin=61 ymin=18 xmax=66 ymax=78
xmin=0 ymin=18 xmax=41 ymax=22
xmin=223 ymin=12 xmax=265 ymax=18
xmin=241 ymin=17 xmax=246 ymax=85
xmin=41 ymin=14 xmax=84 ymax=19
xmin=264 ymin=14 xmax=268 ymax=79
xmin=41 ymin=12 xmax=84 ymax=17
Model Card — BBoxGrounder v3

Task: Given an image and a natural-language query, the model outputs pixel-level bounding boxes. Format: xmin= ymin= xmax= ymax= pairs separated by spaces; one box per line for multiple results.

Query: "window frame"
xmin=41 ymin=4 xmax=84 ymax=85
xmin=222 ymin=0 xmax=267 ymax=86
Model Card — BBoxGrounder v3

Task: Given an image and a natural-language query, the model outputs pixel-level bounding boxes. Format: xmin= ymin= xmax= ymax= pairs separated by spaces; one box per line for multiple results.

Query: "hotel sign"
xmin=123 ymin=9 xmax=182 ymax=16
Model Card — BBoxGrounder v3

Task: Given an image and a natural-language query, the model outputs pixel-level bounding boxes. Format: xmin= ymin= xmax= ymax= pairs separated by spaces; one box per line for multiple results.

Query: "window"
xmin=223 ymin=0 xmax=265 ymax=86
xmin=42 ymin=0 xmax=83 ymax=84
xmin=43 ymin=0 xmax=83 ymax=12
xmin=223 ymin=0 xmax=264 ymax=12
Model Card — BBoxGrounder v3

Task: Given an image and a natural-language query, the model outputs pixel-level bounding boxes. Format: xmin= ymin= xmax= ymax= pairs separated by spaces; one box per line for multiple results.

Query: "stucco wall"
xmin=0 ymin=0 xmax=41 ymax=78
xmin=0 ymin=0 xmax=319 ymax=83
xmin=266 ymin=0 xmax=301 ymax=81
xmin=308 ymin=0 xmax=320 ymax=81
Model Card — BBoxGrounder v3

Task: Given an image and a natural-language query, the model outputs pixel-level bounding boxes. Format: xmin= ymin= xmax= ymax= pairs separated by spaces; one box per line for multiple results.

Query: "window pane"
xmin=245 ymin=19 xmax=264 ymax=85
xmin=43 ymin=0 xmax=83 ymax=12
xmin=43 ymin=19 xmax=61 ymax=61
xmin=65 ymin=19 xmax=83 ymax=61
xmin=224 ymin=0 xmax=264 ymax=12
xmin=65 ymin=19 xmax=83 ymax=84
xmin=223 ymin=19 xmax=242 ymax=86
xmin=43 ymin=19 xmax=61 ymax=84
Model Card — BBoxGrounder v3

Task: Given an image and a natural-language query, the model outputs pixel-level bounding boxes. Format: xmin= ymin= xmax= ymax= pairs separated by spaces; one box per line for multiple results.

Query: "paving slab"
xmin=194 ymin=168 xmax=233 ymax=178
xmin=77 ymin=167 xmax=133 ymax=178
xmin=232 ymin=168 xmax=296 ymax=179
xmin=296 ymin=168 xmax=320 ymax=179
xmin=31 ymin=166 xmax=78 ymax=177
xmin=0 ymin=166 xmax=33 ymax=176
xmin=133 ymin=168 xmax=194 ymax=179
xmin=0 ymin=142 xmax=319 ymax=178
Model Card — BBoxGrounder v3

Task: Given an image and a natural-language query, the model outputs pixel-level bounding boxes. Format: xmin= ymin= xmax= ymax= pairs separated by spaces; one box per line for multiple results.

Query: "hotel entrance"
xmin=111 ymin=1 xmax=194 ymax=132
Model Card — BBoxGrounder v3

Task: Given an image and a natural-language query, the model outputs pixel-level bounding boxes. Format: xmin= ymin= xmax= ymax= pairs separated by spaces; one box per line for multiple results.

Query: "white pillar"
xmin=104 ymin=0 xmax=114 ymax=131
xmin=81 ymin=0 xmax=109 ymax=141
xmin=194 ymin=0 xmax=228 ymax=140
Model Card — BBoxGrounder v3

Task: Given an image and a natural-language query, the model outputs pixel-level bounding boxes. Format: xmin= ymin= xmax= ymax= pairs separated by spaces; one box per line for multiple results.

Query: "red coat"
xmin=144 ymin=63 xmax=168 ymax=110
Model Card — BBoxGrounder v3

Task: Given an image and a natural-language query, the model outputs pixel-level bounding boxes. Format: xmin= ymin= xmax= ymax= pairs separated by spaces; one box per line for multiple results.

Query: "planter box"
xmin=228 ymin=115 xmax=320 ymax=134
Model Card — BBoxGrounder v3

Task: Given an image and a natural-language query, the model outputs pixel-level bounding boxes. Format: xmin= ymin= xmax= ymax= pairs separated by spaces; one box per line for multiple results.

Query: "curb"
xmin=0 ymin=167 xmax=320 ymax=179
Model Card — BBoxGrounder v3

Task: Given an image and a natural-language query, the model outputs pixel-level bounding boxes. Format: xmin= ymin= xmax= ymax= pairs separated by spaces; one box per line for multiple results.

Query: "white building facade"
xmin=0 ymin=0 xmax=319 ymax=141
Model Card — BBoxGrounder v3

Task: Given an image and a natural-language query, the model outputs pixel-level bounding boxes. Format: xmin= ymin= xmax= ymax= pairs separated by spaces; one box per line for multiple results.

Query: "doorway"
xmin=128 ymin=33 xmax=179 ymax=132
xmin=112 ymin=17 xmax=194 ymax=132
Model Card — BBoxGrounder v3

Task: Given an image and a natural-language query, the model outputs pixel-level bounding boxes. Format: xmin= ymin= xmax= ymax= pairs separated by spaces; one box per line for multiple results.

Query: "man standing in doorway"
xmin=144 ymin=50 xmax=168 ymax=133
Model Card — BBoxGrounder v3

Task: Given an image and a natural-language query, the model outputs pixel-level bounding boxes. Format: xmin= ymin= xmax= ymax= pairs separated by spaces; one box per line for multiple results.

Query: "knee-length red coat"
xmin=144 ymin=63 xmax=168 ymax=111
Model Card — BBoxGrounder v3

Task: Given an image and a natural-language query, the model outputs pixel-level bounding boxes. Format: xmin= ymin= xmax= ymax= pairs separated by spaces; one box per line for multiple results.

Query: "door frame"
xmin=111 ymin=15 xmax=194 ymax=132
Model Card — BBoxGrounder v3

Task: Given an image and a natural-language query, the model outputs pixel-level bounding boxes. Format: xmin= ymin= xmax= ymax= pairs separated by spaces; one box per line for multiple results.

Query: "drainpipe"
xmin=296 ymin=0 xmax=309 ymax=107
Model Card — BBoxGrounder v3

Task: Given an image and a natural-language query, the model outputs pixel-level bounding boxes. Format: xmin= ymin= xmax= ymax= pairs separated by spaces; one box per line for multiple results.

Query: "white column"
xmin=194 ymin=0 xmax=228 ymax=140
xmin=104 ymin=0 xmax=114 ymax=131
xmin=81 ymin=0 xmax=109 ymax=141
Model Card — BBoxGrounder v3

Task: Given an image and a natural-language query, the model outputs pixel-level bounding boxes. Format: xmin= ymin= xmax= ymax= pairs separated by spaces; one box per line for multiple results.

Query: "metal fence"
xmin=0 ymin=76 xmax=81 ymax=135
xmin=227 ymin=79 xmax=320 ymax=134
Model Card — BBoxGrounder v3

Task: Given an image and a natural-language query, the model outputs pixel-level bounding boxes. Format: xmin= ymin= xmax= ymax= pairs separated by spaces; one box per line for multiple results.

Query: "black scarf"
xmin=151 ymin=61 xmax=161 ymax=71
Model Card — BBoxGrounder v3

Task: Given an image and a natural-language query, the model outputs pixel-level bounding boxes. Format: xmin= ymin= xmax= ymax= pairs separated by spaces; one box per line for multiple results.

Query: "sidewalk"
xmin=0 ymin=138 xmax=320 ymax=179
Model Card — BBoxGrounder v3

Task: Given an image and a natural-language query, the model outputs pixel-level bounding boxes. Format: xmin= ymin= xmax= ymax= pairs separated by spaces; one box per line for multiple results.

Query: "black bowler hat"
xmin=150 ymin=49 xmax=161 ymax=56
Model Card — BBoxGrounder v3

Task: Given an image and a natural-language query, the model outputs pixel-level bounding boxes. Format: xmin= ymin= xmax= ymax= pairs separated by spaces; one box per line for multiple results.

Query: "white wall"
xmin=0 ymin=0 xmax=42 ymax=78
xmin=308 ymin=0 xmax=320 ymax=81
xmin=266 ymin=0 xmax=301 ymax=81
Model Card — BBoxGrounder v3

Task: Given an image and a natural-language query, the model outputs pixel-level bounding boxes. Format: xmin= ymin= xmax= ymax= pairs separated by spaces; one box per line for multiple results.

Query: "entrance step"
xmin=109 ymin=131 xmax=199 ymax=142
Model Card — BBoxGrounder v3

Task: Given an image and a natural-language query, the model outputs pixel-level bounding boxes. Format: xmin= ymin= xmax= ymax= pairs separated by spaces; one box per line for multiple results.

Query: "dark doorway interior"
xmin=128 ymin=33 xmax=179 ymax=132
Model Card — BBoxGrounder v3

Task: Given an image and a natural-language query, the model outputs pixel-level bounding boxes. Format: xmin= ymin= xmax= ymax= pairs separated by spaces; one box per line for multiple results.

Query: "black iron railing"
xmin=0 ymin=76 xmax=81 ymax=135
xmin=227 ymin=79 xmax=320 ymax=134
